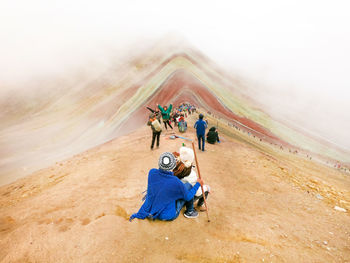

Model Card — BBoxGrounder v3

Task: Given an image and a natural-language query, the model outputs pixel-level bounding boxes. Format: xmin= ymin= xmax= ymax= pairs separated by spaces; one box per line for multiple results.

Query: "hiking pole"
xmin=146 ymin=106 xmax=155 ymax=113
xmin=191 ymin=141 xmax=210 ymax=222
xmin=174 ymin=134 xmax=192 ymax=141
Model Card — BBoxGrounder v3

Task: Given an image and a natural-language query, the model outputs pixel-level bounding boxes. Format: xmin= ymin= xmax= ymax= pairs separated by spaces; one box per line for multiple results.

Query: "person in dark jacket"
xmin=147 ymin=111 xmax=162 ymax=150
xmin=129 ymin=152 xmax=203 ymax=221
xmin=206 ymin=127 xmax=220 ymax=144
xmin=194 ymin=113 xmax=208 ymax=151
xmin=158 ymin=103 xmax=173 ymax=130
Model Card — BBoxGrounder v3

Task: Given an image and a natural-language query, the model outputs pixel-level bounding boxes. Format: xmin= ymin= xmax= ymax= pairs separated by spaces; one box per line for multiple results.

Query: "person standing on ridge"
xmin=172 ymin=110 xmax=179 ymax=126
xmin=147 ymin=111 xmax=162 ymax=150
xmin=194 ymin=113 xmax=208 ymax=151
xmin=158 ymin=103 xmax=173 ymax=130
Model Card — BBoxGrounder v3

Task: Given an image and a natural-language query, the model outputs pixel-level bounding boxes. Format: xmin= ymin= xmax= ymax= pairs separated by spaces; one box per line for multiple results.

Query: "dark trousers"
xmin=163 ymin=120 xmax=173 ymax=130
xmin=174 ymin=183 xmax=195 ymax=219
xmin=197 ymin=134 xmax=205 ymax=151
xmin=151 ymin=131 xmax=161 ymax=149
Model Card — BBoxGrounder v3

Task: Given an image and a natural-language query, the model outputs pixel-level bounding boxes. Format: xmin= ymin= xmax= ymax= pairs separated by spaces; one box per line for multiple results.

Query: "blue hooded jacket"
xmin=129 ymin=168 xmax=200 ymax=221
xmin=194 ymin=119 xmax=208 ymax=136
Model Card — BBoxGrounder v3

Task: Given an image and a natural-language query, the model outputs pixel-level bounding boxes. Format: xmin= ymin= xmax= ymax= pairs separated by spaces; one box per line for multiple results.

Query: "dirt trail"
xmin=0 ymin=114 xmax=349 ymax=262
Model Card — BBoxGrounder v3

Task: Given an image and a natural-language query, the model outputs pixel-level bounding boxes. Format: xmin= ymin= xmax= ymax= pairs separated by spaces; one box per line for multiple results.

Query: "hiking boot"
xmin=184 ymin=210 xmax=198 ymax=219
xmin=198 ymin=204 xmax=207 ymax=212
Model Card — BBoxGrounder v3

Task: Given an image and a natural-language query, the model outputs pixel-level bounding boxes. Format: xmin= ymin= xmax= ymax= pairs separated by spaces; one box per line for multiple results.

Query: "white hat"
xmin=179 ymin=147 xmax=194 ymax=168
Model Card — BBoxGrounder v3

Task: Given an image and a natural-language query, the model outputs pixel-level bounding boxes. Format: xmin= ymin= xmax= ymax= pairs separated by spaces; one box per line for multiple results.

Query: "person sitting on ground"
xmin=194 ymin=113 xmax=208 ymax=151
xmin=129 ymin=152 xmax=202 ymax=221
xmin=158 ymin=103 xmax=173 ymax=130
xmin=178 ymin=114 xmax=187 ymax=133
xmin=173 ymin=147 xmax=210 ymax=211
xmin=147 ymin=111 xmax=162 ymax=150
xmin=206 ymin=126 xmax=220 ymax=144
xmin=178 ymin=113 xmax=185 ymax=123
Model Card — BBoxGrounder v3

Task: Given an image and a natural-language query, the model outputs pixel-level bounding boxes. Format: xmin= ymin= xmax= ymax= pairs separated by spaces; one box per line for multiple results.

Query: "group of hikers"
xmin=129 ymin=102 xmax=222 ymax=222
xmin=147 ymin=103 xmax=220 ymax=151
xmin=130 ymin=148 xmax=210 ymax=221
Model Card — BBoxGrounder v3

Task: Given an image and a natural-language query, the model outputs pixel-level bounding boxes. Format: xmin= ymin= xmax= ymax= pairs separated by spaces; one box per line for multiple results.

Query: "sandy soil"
xmin=0 ymin=114 xmax=349 ymax=263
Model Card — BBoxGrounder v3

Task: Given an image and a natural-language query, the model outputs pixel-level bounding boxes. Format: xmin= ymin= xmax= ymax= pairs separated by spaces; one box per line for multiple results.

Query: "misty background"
xmin=1 ymin=0 xmax=350 ymax=151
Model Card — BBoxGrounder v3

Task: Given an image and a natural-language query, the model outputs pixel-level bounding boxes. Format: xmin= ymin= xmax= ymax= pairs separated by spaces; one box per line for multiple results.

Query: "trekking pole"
xmin=191 ymin=141 xmax=210 ymax=222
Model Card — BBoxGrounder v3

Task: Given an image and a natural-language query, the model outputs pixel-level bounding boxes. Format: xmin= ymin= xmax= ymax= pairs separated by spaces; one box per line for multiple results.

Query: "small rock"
xmin=329 ymin=232 xmax=334 ymax=235
xmin=326 ymin=247 xmax=331 ymax=251
xmin=323 ymin=241 xmax=328 ymax=245
xmin=334 ymin=206 xmax=347 ymax=212
xmin=315 ymin=194 xmax=323 ymax=200
xmin=165 ymin=237 xmax=169 ymax=240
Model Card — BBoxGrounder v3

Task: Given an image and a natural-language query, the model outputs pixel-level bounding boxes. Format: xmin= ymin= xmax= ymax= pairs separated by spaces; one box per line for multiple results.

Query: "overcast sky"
xmin=1 ymin=0 xmax=350 ymax=150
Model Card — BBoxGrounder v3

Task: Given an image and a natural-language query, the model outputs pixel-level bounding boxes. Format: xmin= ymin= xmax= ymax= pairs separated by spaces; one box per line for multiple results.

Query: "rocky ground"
xmin=0 ymin=114 xmax=349 ymax=262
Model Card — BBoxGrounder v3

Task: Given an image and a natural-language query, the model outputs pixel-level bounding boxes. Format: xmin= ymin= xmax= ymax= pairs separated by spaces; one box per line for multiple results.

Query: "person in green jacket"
xmin=206 ymin=126 xmax=220 ymax=144
xmin=157 ymin=103 xmax=173 ymax=130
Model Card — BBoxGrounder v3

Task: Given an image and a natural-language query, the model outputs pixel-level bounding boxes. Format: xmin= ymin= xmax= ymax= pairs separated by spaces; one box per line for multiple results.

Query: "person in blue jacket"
xmin=129 ymin=152 xmax=203 ymax=221
xmin=194 ymin=114 xmax=208 ymax=151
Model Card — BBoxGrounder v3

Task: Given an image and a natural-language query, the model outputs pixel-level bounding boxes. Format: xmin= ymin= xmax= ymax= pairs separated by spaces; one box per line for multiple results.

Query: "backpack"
xmin=152 ymin=119 xmax=162 ymax=132
xmin=178 ymin=121 xmax=187 ymax=133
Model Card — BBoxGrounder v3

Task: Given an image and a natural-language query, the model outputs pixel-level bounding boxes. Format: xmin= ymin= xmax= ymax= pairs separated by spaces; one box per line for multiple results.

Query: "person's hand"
xmin=197 ymin=178 xmax=204 ymax=186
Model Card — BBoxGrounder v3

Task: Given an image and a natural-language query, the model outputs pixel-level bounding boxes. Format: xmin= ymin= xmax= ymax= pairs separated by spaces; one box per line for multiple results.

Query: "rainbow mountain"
xmin=0 ymin=43 xmax=348 ymax=185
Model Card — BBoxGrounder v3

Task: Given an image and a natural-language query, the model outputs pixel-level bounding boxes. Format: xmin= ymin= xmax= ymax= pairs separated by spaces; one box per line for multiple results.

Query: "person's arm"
xmin=158 ymin=104 xmax=164 ymax=112
xmin=168 ymin=104 xmax=173 ymax=113
xmin=216 ymin=132 xmax=220 ymax=142
xmin=182 ymin=182 xmax=201 ymax=201
xmin=194 ymin=121 xmax=197 ymax=129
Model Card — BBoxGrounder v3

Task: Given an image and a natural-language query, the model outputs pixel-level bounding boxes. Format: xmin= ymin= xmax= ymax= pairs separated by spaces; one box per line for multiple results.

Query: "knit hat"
xmin=179 ymin=147 xmax=194 ymax=168
xmin=158 ymin=152 xmax=177 ymax=171
xmin=199 ymin=113 xmax=204 ymax=119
